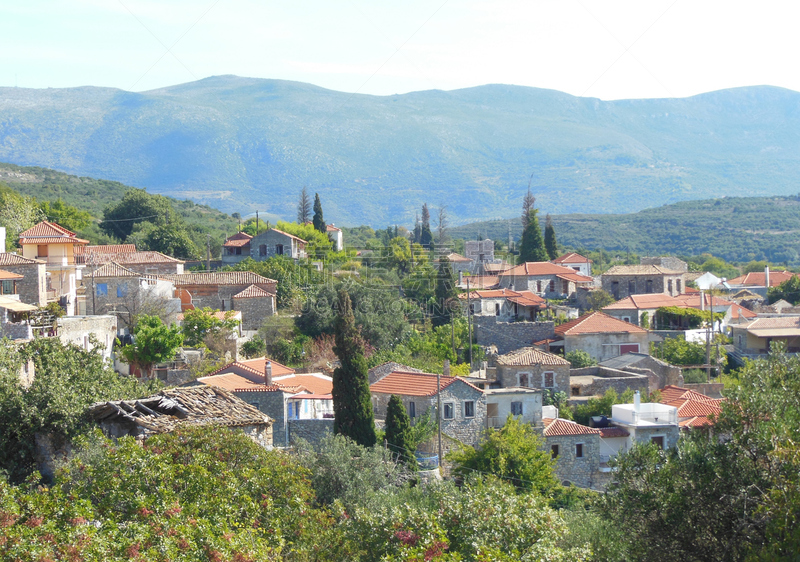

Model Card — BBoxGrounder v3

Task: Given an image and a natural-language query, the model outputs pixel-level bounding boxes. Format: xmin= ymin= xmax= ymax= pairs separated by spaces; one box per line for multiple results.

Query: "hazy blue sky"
xmin=2 ymin=1 xmax=798 ymax=99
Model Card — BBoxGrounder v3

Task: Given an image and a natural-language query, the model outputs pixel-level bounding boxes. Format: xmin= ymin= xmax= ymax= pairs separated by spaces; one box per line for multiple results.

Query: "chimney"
xmin=765 ymin=266 xmax=770 ymax=290
xmin=443 ymin=359 xmax=450 ymax=377
xmin=634 ymin=390 xmax=641 ymax=412
xmin=265 ymin=361 xmax=273 ymax=386
xmin=458 ymin=271 xmax=464 ymax=285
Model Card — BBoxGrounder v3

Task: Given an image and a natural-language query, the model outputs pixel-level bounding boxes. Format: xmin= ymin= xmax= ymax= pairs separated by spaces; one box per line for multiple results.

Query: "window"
xmin=227 ymin=247 xmax=236 ymax=255
xmin=259 ymin=244 xmax=267 ymax=256
xmin=738 ymin=335 xmax=743 ymax=347
xmin=408 ymin=401 xmax=416 ymax=418
xmin=620 ymin=344 xmax=639 ymax=355
xmin=37 ymin=245 xmax=48 ymax=258
xmin=575 ymin=443 xmax=584 ymax=458
xmin=96 ymin=283 xmax=108 ymax=297
xmin=1 ymin=280 xmax=13 ymax=294
xmin=443 ymin=402 xmax=454 ymax=420
xmin=549 ymin=280 xmax=555 ymax=292
xmin=464 ymin=401 xmax=475 ymax=418
xmin=511 ymin=401 xmax=523 ymax=416
xmin=487 ymin=403 xmax=499 ymax=418
xmin=646 ymin=279 xmax=653 ymax=293
xmin=622 ymin=316 xmax=631 ymax=323
xmin=116 ymin=283 xmax=128 ymax=298
xmin=276 ymin=244 xmax=284 ymax=255
xmin=628 ymin=280 xmax=636 ymax=295
xmin=651 ymin=436 xmax=665 ymax=449
xmin=543 ymin=372 xmax=555 ymax=388
xmin=495 ymin=303 xmax=500 ymax=316
xmin=235 ymin=247 xmax=242 ymax=255
xmin=537 ymin=281 xmax=542 ymax=293
xmin=667 ymin=280 xmax=673 ymax=293
xmin=611 ymin=281 xmax=619 ymax=299
xmin=551 ymin=444 xmax=559 ymax=459
xmin=677 ymin=279 xmax=682 ymax=293
xmin=519 ymin=373 xmax=529 ymax=387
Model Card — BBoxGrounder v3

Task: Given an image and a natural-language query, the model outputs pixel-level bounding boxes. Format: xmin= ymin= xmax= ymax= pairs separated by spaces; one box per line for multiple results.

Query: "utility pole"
xmin=256 ymin=211 xmax=259 ymax=235
xmin=438 ymin=360 xmax=447 ymax=473
xmin=467 ymin=278 xmax=473 ymax=371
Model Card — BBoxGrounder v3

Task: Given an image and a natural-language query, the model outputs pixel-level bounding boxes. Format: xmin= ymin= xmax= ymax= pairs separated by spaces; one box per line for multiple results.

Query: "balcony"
xmin=611 ymin=403 xmax=678 ymax=426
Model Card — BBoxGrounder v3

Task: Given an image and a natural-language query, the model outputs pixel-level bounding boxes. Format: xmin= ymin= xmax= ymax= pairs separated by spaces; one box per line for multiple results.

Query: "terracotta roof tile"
xmin=459 ymin=275 xmax=500 ymax=289
xmin=728 ymin=271 xmax=797 ymax=287
xmin=0 ymin=253 xmax=44 ymax=265
xmin=604 ymin=294 xmax=682 ymax=310
xmin=370 ymin=370 xmax=482 ymax=397
xmin=599 ymin=426 xmax=630 ymax=438
xmin=679 ymin=416 xmax=715 ymax=428
xmin=326 ymin=224 xmax=341 ymax=232
xmin=543 ymin=418 xmax=601 ymax=436
xmin=19 ymin=236 xmax=90 ymax=245
xmin=163 ymin=271 xmax=277 ymax=285
xmin=553 ymin=253 xmax=593 ymax=264
xmin=19 ymin=221 xmax=76 ymax=238
xmin=495 ymin=347 xmax=570 ymax=366
xmin=207 ymin=357 xmax=295 ymax=380
xmin=555 ymin=272 xmax=594 ymax=283
xmin=441 ymin=252 xmax=471 ymax=263
xmin=555 ymin=311 xmax=648 ymax=336
xmin=76 ymin=244 xmax=137 ymax=255
xmin=500 ymin=262 xmax=586 ymax=277
xmin=232 ymin=284 xmax=276 ymax=299
xmin=0 ymin=269 xmax=23 ymax=280
xmin=198 ymin=366 xmax=331 ymax=395
xmin=87 ymin=250 xmax=184 ymax=265
xmin=223 ymin=232 xmax=253 ymax=247
xmin=92 ymin=261 xmax=141 ymax=278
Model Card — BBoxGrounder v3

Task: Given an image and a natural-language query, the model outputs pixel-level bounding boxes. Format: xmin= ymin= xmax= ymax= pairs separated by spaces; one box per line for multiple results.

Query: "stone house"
xmin=190 ymin=357 xmax=333 ymax=447
xmin=163 ymin=271 xmax=277 ymax=330
xmin=465 ymin=239 xmax=495 ymax=265
xmin=659 ymin=385 xmax=723 ymax=430
xmin=730 ymin=316 xmax=800 ymax=358
xmin=609 ymin=395 xmax=681 ymax=452
xmin=490 ymin=347 xmax=571 ymax=394
xmin=370 ymin=370 xmax=486 ymax=446
xmin=483 ymin=387 xmax=542 ymax=429
xmin=18 ymin=221 xmax=89 ymax=315
xmin=88 ymin=386 xmax=273 ymax=448
xmin=603 ymin=292 xmax=756 ymax=329
xmin=459 ymin=288 xmax=546 ymax=322
xmin=552 ymin=253 xmax=593 ymax=277
xmin=601 ymin=264 xmax=686 ymax=300
xmin=498 ymin=262 xmax=593 ymax=299
xmin=439 ymin=252 xmax=474 ymax=275
xmin=83 ymin=261 xmax=181 ymax=327
xmin=0 ymin=253 xmax=47 ymax=306
xmin=472 ymin=315 xmax=555 ymax=355
xmin=222 ymin=232 xmax=253 ymax=265
xmin=57 ymin=315 xmax=118 ymax=362
xmin=543 ymin=417 xmax=604 ymax=489
xmin=640 ymin=256 xmax=688 ymax=272
xmin=553 ymin=311 xmax=651 ymax=362
xmin=80 ymin=247 xmax=185 ymax=276
xmin=248 ymin=228 xmax=307 ymax=260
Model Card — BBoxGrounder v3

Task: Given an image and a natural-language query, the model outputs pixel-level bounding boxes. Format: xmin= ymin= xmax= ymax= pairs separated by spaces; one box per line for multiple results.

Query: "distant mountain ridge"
xmin=1 ymin=76 xmax=799 ymax=226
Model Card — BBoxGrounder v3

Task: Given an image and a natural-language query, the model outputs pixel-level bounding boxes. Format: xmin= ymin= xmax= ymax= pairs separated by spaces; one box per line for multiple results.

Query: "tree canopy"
xmin=120 ymin=315 xmax=183 ymax=378
xmin=518 ymin=209 xmax=548 ymax=263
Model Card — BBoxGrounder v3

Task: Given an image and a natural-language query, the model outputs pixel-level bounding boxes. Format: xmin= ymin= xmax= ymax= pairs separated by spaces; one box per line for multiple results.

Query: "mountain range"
xmin=1 ymin=76 xmax=799 ymax=226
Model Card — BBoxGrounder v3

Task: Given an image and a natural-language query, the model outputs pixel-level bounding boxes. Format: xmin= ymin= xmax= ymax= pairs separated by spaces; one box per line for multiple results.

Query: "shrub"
xmin=565 ymin=350 xmax=596 ymax=368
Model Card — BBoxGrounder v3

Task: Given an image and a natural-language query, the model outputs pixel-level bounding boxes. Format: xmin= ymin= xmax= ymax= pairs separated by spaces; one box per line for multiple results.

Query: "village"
xmin=0 ymin=194 xmax=794 ymax=497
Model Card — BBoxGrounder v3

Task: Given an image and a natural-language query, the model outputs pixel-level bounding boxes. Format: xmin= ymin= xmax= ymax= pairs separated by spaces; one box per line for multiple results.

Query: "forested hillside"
xmin=1 ymin=77 xmax=800 ymax=225
xmin=451 ymin=195 xmax=800 ymax=264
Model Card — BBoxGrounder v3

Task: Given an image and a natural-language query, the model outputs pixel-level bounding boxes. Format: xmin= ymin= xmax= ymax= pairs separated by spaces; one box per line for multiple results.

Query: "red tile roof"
xmin=604 ymin=293 xmax=683 ymax=310
xmin=85 ymin=250 xmax=184 ymax=265
xmin=728 ymin=271 xmax=797 ymax=287
xmin=76 ymin=244 xmax=137 ymax=255
xmin=458 ymin=288 xmax=545 ymax=309
xmin=507 ymin=291 xmax=547 ymax=308
xmin=555 ymin=272 xmax=594 ymax=284
xmin=599 ymin=426 xmax=630 ymax=438
xmin=459 ymin=275 xmax=500 ymax=289
xmin=18 ymin=221 xmax=89 ymax=245
xmin=163 ymin=271 xmax=277 ymax=286
xmin=92 ymin=261 xmax=141 ymax=278
xmin=370 ymin=370 xmax=482 ymax=397
xmin=543 ymin=418 xmax=600 ymax=436
xmin=555 ymin=311 xmax=648 ymax=336
xmin=679 ymin=416 xmax=715 ymax=428
xmin=0 ymin=253 xmax=44 ymax=265
xmin=441 ymin=252 xmax=472 ymax=263
xmin=223 ymin=232 xmax=253 ymax=248
xmin=326 ymin=224 xmax=341 ymax=232
xmin=495 ymin=347 xmax=570 ymax=366
xmin=198 ymin=360 xmax=332 ymax=395
xmin=208 ymin=357 xmax=295 ymax=379
xmin=553 ymin=253 xmax=592 ymax=264
xmin=19 ymin=236 xmax=91 ymax=245
xmin=659 ymin=385 xmax=722 ymax=427
xmin=232 ymin=284 xmax=276 ymax=299
xmin=500 ymin=262 xmax=586 ymax=277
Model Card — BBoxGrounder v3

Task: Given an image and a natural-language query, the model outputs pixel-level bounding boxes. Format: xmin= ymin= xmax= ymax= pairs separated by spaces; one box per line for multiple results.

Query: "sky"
xmin=2 ymin=1 xmax=799 ymax=100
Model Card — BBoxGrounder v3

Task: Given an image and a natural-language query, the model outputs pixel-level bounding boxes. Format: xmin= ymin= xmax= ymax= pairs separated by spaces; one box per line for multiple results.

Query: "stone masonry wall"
xmin=3 ymin=262 xmax=46 ymax=306
xmin=495 ymin=363 xmax=570 ymax=393
xmin=633 ymin=425 xmax=680 ymax=450
xmin=473 ymin=316 xmax=555 ymax=355
xmin=233 ymin=295 xmax=276 ymax=330
xmin=569 ymin=366 xmax=650 ymax=397
xmin=238 ymin=424 xmax=273 ymax=449
xmin=288 ymin=419 xmax=334 ymax=445
xmin=545 ymin=434 xmax=601 ymax=489
xmin=234 ymin=389 xmax=288 ymax=445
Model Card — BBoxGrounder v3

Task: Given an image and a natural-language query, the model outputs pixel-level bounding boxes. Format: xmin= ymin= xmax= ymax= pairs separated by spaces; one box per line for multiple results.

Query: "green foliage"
xmin=120 ymin=315 xmax=183 ymax=376
xmin=332 ymin=290 xmax=377 ymax=447
xmin=565 ymin=350 xmax=596 ymax=368
xmin=0 ymin=183 xmax=46 ymax=250
xmin=297 ymin=186 xmax=312 ymax=223
xmin=39 ymin=199 xmax=91 ymax=232
xmin=385 ymin=395 xmax=417 ymax=471
xmin=181 ymin=307 xmax=238 ymax=348
xmin=136 ymin=223 xmax=199 ymax=259
xmin=240 ymin=216 xmax=271 ymax=236
xmin=653 ymin=335 xmax=725 ymax=369
xmin=224 ymin=256 xmax=322 ymax=309
xmin=407 ymin=407 xmax=437 ymax=450
xmin=313 ymin=192 xmax=326 ymax=232
xmin=640 ymin=310 xmax=650 ymax=329
xmin=768 ymin=274 xmax=800 ymax=304
xmin=269 ymin=335 xmax=310 ymax=366
xmin=276 ymin=220 xmax=332 ymax=256
xmin=544 ymin=214 xmax=558 ymax=260
xmin=688 ymin=253 xmax=741 ymax=279
xmin=420 ymin=203 xmax=433 ymax=247
xmin=572 ymin=388 xmax=628 ymax=426
xmin=587 ymin=289 xmax=616 ymax=311
xmin=240 ymin=335 xmax=266 ymax=359
xmin=519 ymin=209 xmax=548 ymax=263
xmin=654 ymin=306 xmax=722 ymax=330
xmin=682 ymin=368 xmax=707 ymax=383
xmin=0 ymin=337 xmax=158 ymax=482
xmin=432 ymin=257 xmax=459 ymax=328
xmin=100 ymin=188 xmax=177 ymax=239
xmin=449 ymin=416 xmax=557 ymax=494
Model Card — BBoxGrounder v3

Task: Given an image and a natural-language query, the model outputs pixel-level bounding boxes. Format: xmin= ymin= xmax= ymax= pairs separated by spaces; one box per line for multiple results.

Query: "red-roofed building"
xmin=601 ymin=264 xmax=686 ymax=299
xmin=659 ymin=385 xmax=722 ymax=431
xmin=222 ymin=232 xmax=253 ymax=265
xmin=552 ymin=253 xmax=593 ymax=276
xmin=249 ymin=228 xmax=307 ymax=261
xmin=554 ymin=311 xmax=651 ymax=361
xmin=498 ymin=262 xmax=593 ymax=299
xmin=458 ymin=288 xmax=546 ymax=322
xmin=370 ymin=370 xmax=485 ymax=446
xmin=602 ymin=292 xmax=757 ymax=328
xmin=728 ymin=270 xmax=797 ymax=289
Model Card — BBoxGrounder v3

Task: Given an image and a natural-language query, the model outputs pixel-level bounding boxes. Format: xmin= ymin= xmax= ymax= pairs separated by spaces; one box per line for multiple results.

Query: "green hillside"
xmin=1 ymin=77 xmax=800 ymax=226
xmin=450 ymin=195 xmax=800 ymax=264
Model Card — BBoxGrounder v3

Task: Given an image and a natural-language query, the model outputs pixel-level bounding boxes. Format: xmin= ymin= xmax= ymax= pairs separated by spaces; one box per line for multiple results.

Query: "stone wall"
xmin=238 ymin=423 xmax=273 ymax=449
xmin=34 ymin=433 xmax=73 ymax=482
xmin=495 ymin=363 xmax=570 ymax=393
xmin=632 ymin=425 xmax=680 ymax=450
xmin=288 ymin=418 xmax=334 ymax=445
xmin=234 ymin=389 xmax=289 ymax=445
xmin=233 ymin=294 xmax=276 ymax=330
xmin=473 ymin=316 xmax=555 ymax=355
xmin=569 ymin=366 xmax=650 ymax=397
xmin=601 ymin=273 xmax=686 ymax=299
xmin=683 ymin=382 xmax=724 ymax=399
xmin=564 ymin=331 xmax=651 ymax=362
xmin=3 ymin=262 xmax=46 ymax=306
xmin=641 ymin=257 xmax=688 ymax=272
xmin=249 ymin=230 xmax=303 ymax=260
xmin=0 ymin=322 xmax=32 ymax=340
xmin=58 ymin=315 xmax=117 ymax=361
xmin=545 ymin=434 xmax=601 ymax=489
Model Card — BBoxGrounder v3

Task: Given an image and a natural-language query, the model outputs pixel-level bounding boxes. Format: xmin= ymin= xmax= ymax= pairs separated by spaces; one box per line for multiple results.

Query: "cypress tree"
xmin=385 ymin=395 xmax=417 ymax=470
xmin=332 ymin=289 xmax=376 ymax=447
xmin=433 ymin=255 xmax=459 ymax=328
xmin=297 ymin=186 xmax=312 ymax=224
xmin=544 ymin=214 xmax=558 ymax=260
xmin=312 ymin=193 xmax=326 ymax=233
xmin=519 ymin=209 xmax=548 ymax=263
xmin=420 ymin=204 xmax=433 ymax=247
xmin=521 ymin=188 xmax=536 ymax=229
